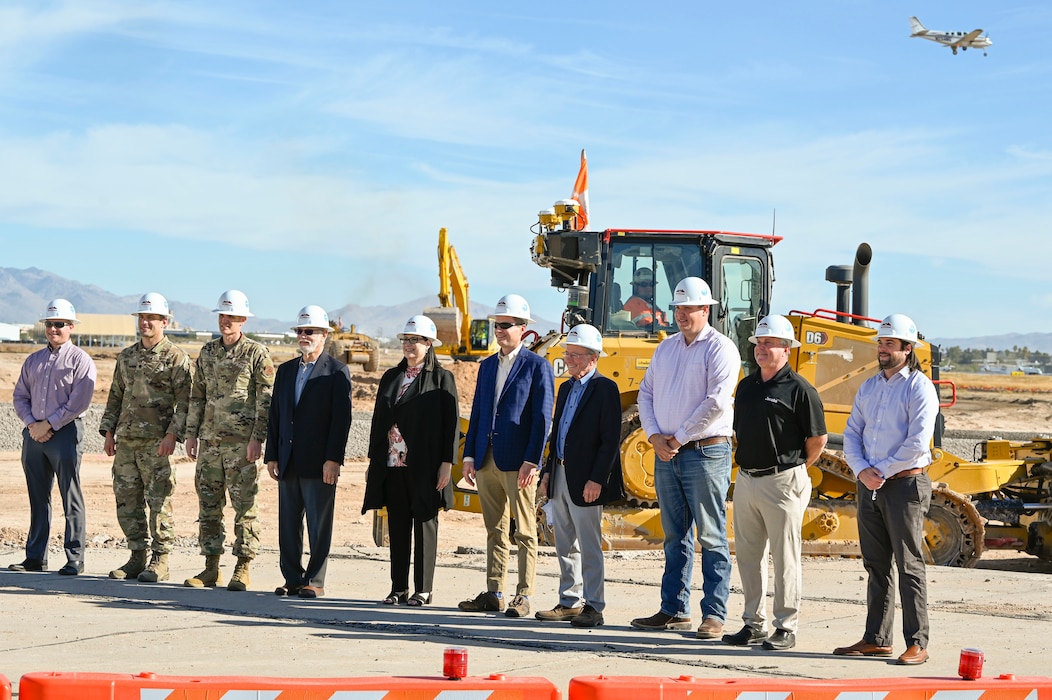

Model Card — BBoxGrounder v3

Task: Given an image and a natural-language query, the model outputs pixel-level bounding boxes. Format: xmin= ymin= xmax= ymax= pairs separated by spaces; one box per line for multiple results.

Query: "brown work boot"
xmin=109 ymin=550 xmax=148 ymax=580
xmin=227 ymin=556 xmax=251 ymax=591
xmin=695 ymin=617 xmax=725 ymax=639
xmin=184 ymin=555 xmax=223 ymax=588
xmin=137 ymin=552 xmax=169 ymax=583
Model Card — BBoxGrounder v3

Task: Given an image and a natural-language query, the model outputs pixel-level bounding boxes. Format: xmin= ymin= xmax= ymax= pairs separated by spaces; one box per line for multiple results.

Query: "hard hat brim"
xmin=214 ymin=309 xmax=254 ymax=317
xmin=560 ymin=340 xmax=606 ymax=357
xmin=487 ymin=314 xmax=534 ymax=323
xmin=749 ymin=334 xmax=801 ymax=348
xmin=398 ymin=333 xmax=441 ymax=347
xmin=669 ymin=298 xmax=719 ymax=306
xmin=39 ymin=316 xmax=80 ymax=324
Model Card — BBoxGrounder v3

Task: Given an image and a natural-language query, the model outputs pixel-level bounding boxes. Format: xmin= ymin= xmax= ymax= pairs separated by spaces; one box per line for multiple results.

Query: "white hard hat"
xmin=292 ymin=304 xmax=329 ymax=331
xmin=132 ymin=292 xmax=171 ymax=318
xmin=561 ymin=323 xmax=606 ymax=357
xmin=40 ymin=298 xmax=80 ymax=324
xmin=633 ymin=267 xmax=654 ymax=284
xmin=399 ymin=315 xmax=442 ymax=346
xmin=669 ymin=277 xmax=718 ymax=306
xmin=489 ymin=293 xmax=534 ymax=323
xmin=213 ymin=289 xmax=254 ymax=317
xmin=749 ymin=314 xmax=801 ymax=348
xmin=877 ymin=313 xmax=923 ymax=348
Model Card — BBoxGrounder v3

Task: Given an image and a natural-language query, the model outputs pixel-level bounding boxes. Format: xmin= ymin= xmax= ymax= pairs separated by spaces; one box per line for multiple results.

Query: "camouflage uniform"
xmin=99 ymin=336 xmax=191 ymax=553
xmin=185 ymin=335 xmax=275 ymax=557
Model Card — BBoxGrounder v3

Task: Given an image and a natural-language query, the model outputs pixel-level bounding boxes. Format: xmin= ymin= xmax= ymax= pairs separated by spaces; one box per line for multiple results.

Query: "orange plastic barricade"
xmin=569 ymin=674 xmax=1052 ymax=700
xmin=19 ymin=671 xmax=560 ymax=700
xmin=0 ymin=674 xmax=10 ymax=700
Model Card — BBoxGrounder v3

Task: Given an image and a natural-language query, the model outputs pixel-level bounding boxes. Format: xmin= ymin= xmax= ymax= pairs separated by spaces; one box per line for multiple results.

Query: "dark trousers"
xmin=383 ymin=468 xmax=439 ymax=593
xmin=277 ymin=470 xmax=336 ymax=588
xmin=858 ymin=472 xmax=932 ymax=649
xmin=21 ymin=420 xmax=86 ymax=564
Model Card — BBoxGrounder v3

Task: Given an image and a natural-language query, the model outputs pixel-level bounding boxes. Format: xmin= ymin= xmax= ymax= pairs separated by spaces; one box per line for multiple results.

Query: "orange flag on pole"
xmin=571 ymin=149 xmax=589 ymax=230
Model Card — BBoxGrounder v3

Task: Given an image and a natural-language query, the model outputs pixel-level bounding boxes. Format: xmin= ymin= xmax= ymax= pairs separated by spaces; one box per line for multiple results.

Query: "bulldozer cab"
xmin=550 ymin=230 xmax=773 ymax=366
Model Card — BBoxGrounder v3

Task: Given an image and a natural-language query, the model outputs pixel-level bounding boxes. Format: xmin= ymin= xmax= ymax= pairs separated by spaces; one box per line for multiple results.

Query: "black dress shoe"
xmin=58 ymin=562 xmax=84 ymax=576
xmin=9 ymin=559 xmax=46 ymax=572
xmin=723 ymin=625 xmax=767 ymax=646
xmin=762 ymin=629 xmax=796 ymax=650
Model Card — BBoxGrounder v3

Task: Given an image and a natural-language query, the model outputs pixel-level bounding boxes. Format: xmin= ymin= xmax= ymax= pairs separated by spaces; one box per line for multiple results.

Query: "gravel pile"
xmin=0 ymin=404 xmax=373 ymax=459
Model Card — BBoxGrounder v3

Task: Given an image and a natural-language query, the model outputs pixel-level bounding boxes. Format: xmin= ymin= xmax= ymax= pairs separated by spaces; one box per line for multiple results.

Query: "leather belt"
xmin=681 ymin=436 xmax=730 ymax=451
xmin=740 ymin=464 xmax=801 ymax=478
xmin=888 ymin=467 xmax=925 ymax=480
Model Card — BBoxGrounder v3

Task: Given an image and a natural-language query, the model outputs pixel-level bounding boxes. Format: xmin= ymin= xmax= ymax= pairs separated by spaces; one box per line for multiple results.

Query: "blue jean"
xmin=655 ymin=441 xmax=732 ymax=621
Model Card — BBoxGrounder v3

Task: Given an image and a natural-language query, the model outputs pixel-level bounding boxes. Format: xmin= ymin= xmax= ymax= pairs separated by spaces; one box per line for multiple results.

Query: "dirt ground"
xmin=0 ymin=346 xmax=1050 ymax=560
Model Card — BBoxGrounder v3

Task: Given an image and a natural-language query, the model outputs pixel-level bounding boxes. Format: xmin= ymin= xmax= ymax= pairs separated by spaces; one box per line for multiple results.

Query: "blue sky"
xmin=1 ymin=1 xmax=1050 ymax=337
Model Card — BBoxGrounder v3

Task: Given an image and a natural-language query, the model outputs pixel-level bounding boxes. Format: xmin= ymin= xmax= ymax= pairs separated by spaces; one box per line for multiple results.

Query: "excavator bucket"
xmin=425 ymin=306 xmax=462 ymax=349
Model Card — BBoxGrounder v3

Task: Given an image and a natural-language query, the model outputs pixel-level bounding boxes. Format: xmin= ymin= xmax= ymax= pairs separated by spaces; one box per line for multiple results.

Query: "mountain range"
xmin=2 ymin=266 xmax=1049 ymax=351
xmin=0 ymin=267 xmax=552 ymax=338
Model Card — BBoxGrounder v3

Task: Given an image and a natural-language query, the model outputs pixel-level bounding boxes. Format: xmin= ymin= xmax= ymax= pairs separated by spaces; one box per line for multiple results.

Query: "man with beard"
xmin=834 ymin=314 xmax=938 ymax=666
xmin=265 ymin=305 xmax=352 ymax=598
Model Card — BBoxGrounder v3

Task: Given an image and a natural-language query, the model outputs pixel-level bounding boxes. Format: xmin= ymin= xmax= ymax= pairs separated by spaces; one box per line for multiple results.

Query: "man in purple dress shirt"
xmin=10 ymin=299 xmax=97 ymax=576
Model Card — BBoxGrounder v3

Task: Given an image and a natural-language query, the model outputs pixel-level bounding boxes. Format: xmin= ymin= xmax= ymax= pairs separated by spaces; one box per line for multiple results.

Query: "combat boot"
xmin=137 ymin=552 xmax=169 ymax=583
xmin=227 ymin=556 xmax=252 ymax=591
xmin=184 ymin=555 xmax=223 ymax=588
xmin=109 ymin=550 xmax=148 ymax=580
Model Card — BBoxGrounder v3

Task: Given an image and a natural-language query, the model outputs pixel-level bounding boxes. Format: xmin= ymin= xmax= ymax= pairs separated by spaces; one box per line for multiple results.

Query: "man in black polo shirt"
xmin=724 ymin=315 xmax=827 ymax=651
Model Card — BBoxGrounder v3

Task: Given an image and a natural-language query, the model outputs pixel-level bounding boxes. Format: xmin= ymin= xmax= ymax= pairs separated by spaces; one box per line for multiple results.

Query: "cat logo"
xmin=805 ymin=330 xmax=828 ymax=346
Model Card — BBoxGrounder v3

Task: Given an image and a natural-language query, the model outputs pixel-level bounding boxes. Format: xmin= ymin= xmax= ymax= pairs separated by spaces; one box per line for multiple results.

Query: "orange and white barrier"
xmin=569 ymin=674 xmax=1052 ymax=700
xmin=18 ymin=671 xmax=560 ymax=700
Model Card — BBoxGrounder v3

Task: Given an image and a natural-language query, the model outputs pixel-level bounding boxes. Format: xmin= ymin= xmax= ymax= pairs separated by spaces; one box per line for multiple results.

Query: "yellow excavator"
xmin=519 ymin=200 xmax=1051 ymax=566
xmin=425 ymin=227 xmax=498 ymax=360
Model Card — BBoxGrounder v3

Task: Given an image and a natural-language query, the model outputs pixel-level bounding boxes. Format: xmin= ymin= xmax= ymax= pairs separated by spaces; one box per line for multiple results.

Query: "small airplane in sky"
xmin=909 ymin=16 xmax=992 ymax=56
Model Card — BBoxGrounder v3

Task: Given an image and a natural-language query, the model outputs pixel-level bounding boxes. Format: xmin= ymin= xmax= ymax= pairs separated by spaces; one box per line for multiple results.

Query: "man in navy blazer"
xmin=459 ymin=294 xmax=554 ymax=619
xmin=536 ymin=324 xmax=624 ymax=628
xmin=265 ymin=305 xmax=352 ymax=599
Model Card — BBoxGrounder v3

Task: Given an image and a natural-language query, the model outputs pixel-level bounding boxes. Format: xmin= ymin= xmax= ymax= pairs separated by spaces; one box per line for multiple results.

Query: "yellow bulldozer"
xmin=325 ymin=322 xmax=380 ymax=372
xmin=374 ymin=205 xmax=1052 ymax=567
xmin=517 ymin=200 xmax=1052 ymax=566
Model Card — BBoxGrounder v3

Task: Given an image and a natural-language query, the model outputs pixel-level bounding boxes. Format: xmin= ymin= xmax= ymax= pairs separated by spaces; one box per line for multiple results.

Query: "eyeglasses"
xmin=563 ymin=352 xmax=592 ymax=360
xmin=44 ymin=321 xmax=69 ymax=329
xmin=493 ymin=322 xmax=524 ymax=330
xmin=401 ymin=336 xmax=429 ymax=344
xmin=635 ymin=282 xmax=653 ymax=288
xmin=296 ymin=328 xmax=321 ymax=336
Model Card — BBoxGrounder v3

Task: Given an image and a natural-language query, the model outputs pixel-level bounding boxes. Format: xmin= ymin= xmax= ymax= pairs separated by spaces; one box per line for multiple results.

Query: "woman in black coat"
xmin=362 ymin=315 xmax=459 ymax=606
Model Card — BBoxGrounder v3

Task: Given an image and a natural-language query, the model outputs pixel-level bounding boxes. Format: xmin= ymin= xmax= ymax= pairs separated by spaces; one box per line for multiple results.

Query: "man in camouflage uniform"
xmin=100 ymin=293 xmax=191 ymax=583
xmin=184 ymin=289 xmax=275 ymax=591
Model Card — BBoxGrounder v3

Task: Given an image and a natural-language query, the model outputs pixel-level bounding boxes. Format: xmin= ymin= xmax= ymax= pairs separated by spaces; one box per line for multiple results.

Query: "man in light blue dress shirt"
xmin=835 ymin=314 xmax=938 ymax=666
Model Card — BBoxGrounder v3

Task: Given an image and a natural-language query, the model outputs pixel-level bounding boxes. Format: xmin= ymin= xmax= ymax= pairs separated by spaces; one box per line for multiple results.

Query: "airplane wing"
xmin=951 ymin=29 xmax=984 ymax=46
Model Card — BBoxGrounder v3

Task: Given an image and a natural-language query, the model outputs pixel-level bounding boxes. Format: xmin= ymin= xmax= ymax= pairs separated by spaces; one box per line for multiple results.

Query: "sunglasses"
xmin=44 ymin=321 xmax=69 ymax=329
xmin=493 ymin=322 xmax=524 ymax=330
xmin=401 ymin=336 xmax=429 ymax=345
xmin=295 ymin=328 xmax=321 ymax=336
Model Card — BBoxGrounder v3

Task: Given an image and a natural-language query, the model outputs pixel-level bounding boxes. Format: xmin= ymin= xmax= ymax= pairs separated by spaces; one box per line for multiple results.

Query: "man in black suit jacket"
xmin=536 ymin=324 xmax=624 ymax=628
xmin=265 ymin=305 xmax=352 ymax=599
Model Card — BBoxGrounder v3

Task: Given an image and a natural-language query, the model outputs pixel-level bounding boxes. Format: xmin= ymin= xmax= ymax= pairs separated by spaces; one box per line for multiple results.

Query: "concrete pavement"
xmin=1 ymin=543 xmax=1049 ymax=697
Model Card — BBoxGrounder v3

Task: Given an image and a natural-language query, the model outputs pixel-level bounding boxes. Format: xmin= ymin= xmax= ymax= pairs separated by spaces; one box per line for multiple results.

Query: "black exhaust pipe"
xmin=851 ymin=243 xmax=872 ymax=326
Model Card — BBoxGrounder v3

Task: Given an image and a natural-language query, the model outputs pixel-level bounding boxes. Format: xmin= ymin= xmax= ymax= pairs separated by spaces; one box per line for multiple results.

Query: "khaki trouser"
xmin=732 ymin=465 xmax=810 ymax=633
xmin=475 ymin=449 xmax=537 ymax=596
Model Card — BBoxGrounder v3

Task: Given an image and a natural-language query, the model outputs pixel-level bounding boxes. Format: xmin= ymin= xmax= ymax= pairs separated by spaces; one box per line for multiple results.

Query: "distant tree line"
xmin=939 ymin=346 xmax=1050 ymax=370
